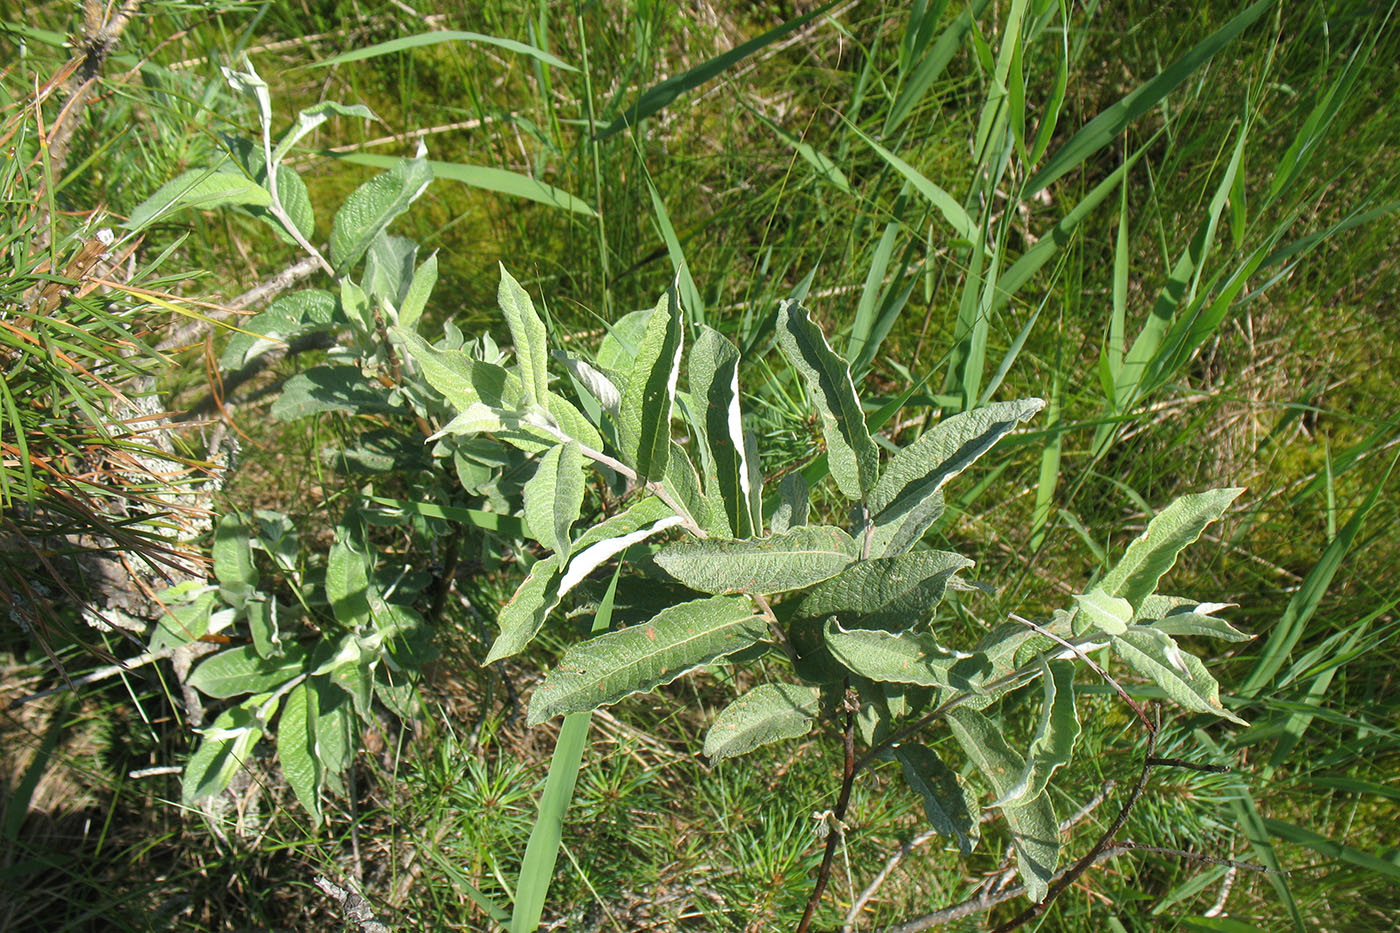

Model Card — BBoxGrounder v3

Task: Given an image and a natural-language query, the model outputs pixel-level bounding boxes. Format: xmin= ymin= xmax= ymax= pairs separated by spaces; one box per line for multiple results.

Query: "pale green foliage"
xmin=407 ymin=266 xmax=1250 ymax=902
xmin=703 ymin=683 xmax=823 ymax=761
xmin=132 ymin=58 xmax=1251 ymax=911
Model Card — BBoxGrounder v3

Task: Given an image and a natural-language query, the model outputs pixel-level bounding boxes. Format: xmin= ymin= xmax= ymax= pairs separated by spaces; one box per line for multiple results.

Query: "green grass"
xmin=3 ymin=0 xmax=1399 ymax=930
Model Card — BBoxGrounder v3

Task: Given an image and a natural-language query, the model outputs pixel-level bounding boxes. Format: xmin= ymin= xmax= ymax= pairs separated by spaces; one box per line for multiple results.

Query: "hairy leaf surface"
xmin=1113 ymin=626 xmax=1247 ymax=724
xmin=895 ymin=743 xmax=980 ymax=855
xmin=690 ymin=326 xmax=752 ymax=536
xmin=485 ymin=555 xmax=563 ymax=663
xmin=528 ymin=595 xmax=765 ymax=724
xmin=824 ymin=620 xmax=989 ymax=691
xmin=946 ymin=707 xmax=1059 ymax=901
xmin=497 ymin=264 xmax=551 ymax=408
xmin=654 ymin=525 xmax=857 ymax=594
xmin=868 ymin=398 xmax=1043 ymax=555
xmin=703 ymin=683 xmax=822 ymax=761
xmin=619 ymin=285 xmax=683 ymax=482
xmin=524 ymin=442 xmax=586 ymax=558
xmin=796 ymin=550 xmax=973 ymax=629
xmin=277 ymin=681 xmax=322 ymax=825
xmin=330 ymin=153 xmax=433 ymax=274
xmin=776 ymin=300 xmax=878 ymax=500
xmin=1099 ymin=488 xmax=1244 ymax=609
xmin=996 ymin=659 xmax=1079 ymax=807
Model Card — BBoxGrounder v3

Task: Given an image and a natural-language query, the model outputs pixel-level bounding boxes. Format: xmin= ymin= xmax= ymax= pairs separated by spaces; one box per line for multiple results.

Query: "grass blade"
xmin=313 ymin=30 xmax=577 ymax=72
xmin=595 ymin=3 xmax=837 ymax=139
xmin=1024 ymin=0 xmax=1272 ymax=195
xmin=332 ymin=154 xmax=596 ymax=216
xmin=511 ymin=563 xmax=622 ymax=932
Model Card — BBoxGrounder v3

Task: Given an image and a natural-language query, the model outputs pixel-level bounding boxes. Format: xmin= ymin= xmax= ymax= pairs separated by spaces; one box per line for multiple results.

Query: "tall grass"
xmin=2 ymin=0 xmax=1398 ymax=929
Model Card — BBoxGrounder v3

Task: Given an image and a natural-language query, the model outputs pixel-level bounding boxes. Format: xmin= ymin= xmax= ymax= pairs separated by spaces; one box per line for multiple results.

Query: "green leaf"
xmin=776 ymin=300 xmax=878 ymax=500
xmin=213 ymin=514 xmax=258 ymax=611
xmin=654 ymin=525 xmax=857 ymax=595
xmin=314 ymin=29 xmax=577 ymax=72
xmin=618 ymin=284 xmax=683 ymax=482
xmin=689 ymin=326 xmax=753 ymax=537
xmin=326 ymin=515 xmax=372 ymax=628
xmin=770 ymin=472 xmax=809 ymax=534
xmin=594 ymin=3 xmax=835 ymax=139
xmin=946 ymin=707 xmax=1059 ymax=901
xmin=245 ymin=598 xmax=283 ymax=659
xmin=363 ymin=233 xmax=418 ymax=309
xmin=398 ymin=252 xmax=438 ymax=330
xmin=894 ymin=743 xmax=980 ymax=856
xmin=396 ymin=329 xmax=518 ymax=411
xmin=334 ymin=153 xmax=596 ymax=216
xmin=312 ymin=681 xmax=357 ymax=795
xmin=497 ymin=264 xmax=551 ymax=409
xmin=1073 ymin=587 xmax=1133 ymax=636
xmin=524 ymin=442 xmax=586 ymax=559
xmin=996 ymin=659 xmax=1079 ymax=807
xmin=329 ymin=153 xmax=433 ymax=275
xmin=220 ymin=289 xmax=338 ymax=370
xmin=824 ymin=620 xmax=989 ymax=691
xmin=182 ymin=703 xmax=264 ymax=804
xmin=270 ymin=366 xmax=402 ymax=421
xmin=796 ymin=550 xmax=973 ymax=630
xmin=1145 ymin=602 xmax=1251 ymax=643
xmin=703 ymin=683 xmax=822 ymax=761
xmin=867 ymin=399 xmax=1043 ymax=556
xmin=485 ymin=554 xmax=564 ymax=664
xmin=125 ymin=165 xmax=271 ymax=231
xmin=1262 ymin=818 xmax=1400 ymax=881
xmin=1113 ymin=626 xmax=1246 ymax=724
xmin=527 ymin=595 xmax=765 ymax=724
xmin=844 ymin=121 xmax=977 ymax=244
xmin=277 ymin=681 xmax=322 ymax=826
xmin=187 ymin=644 xmax=306 ymax=699
xmin=149 ymin=587 xmax=217 ymax=652
xmin=1098 ymin=488 xmax=1244 ymax=610
xmin=273 ymin=100 xmax=375 ymax=164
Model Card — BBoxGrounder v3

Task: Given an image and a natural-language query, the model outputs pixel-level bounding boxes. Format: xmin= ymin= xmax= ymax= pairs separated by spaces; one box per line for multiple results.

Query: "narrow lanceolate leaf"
xmin=776 ymin=300 xmax=878 ymax=501
xmin=485 ymin=555 xmax=563 ymax=663
xmin=894 ymin=743 xmax=979 ymax=856
xmin=182 ymin=704 xmax=263 ymax=804
xmin=524 ymin=442 xmax=586 ymax=558
xmin=187 ymin=644 xmax=307 ymax=698
xmin=528 ymin=595 xmax=766 ymax=724
xmin=497 ymin=264 xmax=551 ymax=409
xmin=654 ymin=525 xmax=857 ymax=595
xmin=824 ymin=620 xmax=989 ymax=691
xmin=125 ymin=166 xmax=271 ymax=231
xmin=868 ymin=399 xmax=1043 ymax=556
xmin=558 ymin=516 xmax=687 ymax=595
xmin=395 ymin=327 xmax=519 ymax=411
xmin=213 ymin=514 xmax=259 ymax=610
xmin=1073 ymin=587 xmax=1133 ymax=636
xmin=946 ymin=707 xmax=1059 ymax=902
xmin=329 ymin=153 xmax=433 ymax=274
xmin=1099 ymin=487 xmax=1244 ymax=610
xmin=619 ymin=285 xmax=684 ymax=482
xmin=1113 ymin=626 xmax=1247 ymax=725
xmin=796 ymin=551 xmax=973 ymax=630
xmin=996 ymin=659 xmax=1079 ymax=807
xmin=277 ymin=680 xmax=322 ymax=826
xmin=690 ymin=326 xmax=752 ymax=536
xmin=703 ymin=683 xmax=822 ymax=761
xmin=1149 ymin=611 xmax=1251 ymax=643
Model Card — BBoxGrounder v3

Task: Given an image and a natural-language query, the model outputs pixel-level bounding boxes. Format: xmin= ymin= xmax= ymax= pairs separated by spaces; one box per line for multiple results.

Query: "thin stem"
xmin=797 ymin=686 xmax=858 ymax=933
xmin=990 ymin=713 xmax=1161 ymax=933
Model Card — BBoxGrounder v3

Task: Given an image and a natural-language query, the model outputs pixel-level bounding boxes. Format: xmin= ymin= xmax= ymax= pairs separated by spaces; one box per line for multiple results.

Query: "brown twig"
xmin=796 ymin=686 xmax=858 ymax=933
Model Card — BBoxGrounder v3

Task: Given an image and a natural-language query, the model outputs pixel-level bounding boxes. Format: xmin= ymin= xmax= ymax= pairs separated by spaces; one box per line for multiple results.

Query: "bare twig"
xmin=314 ymin=876 xmax=389 ymax=933
xmin=797 ymin=686 xmax=858 ymax=933
xmin=7 ymin=646 xmax=174 ymax=708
